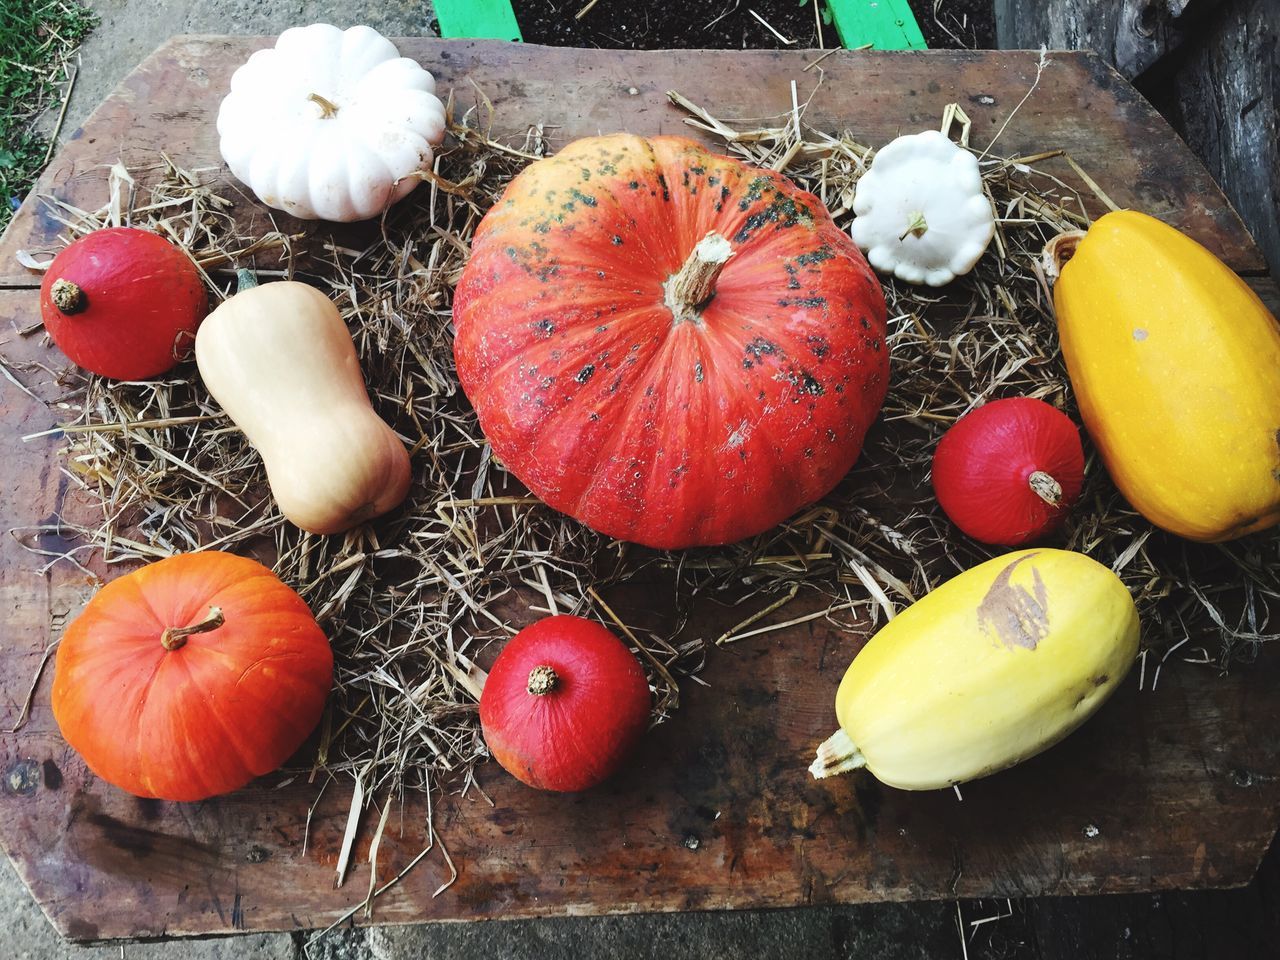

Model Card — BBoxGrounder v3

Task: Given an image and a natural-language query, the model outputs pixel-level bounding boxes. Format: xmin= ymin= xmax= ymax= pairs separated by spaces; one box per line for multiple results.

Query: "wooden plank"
xmin=1 ymin=39 xmax=1279 ymax=943
xmin=0 ymin=40 xmax=1267 ymax=285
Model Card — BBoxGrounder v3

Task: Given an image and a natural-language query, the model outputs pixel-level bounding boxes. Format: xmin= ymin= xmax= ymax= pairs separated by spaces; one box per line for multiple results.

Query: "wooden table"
xmin=1 ymin=38 xmax=1278 ymax=943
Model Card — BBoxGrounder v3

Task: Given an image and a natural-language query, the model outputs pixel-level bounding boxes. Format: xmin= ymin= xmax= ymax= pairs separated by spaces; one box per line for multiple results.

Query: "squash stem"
xmin=664 ymin=231 xmax=733 ymax=324
xmin=809 ymin=728 xmax=867 ymax=780
xmin=1028 ymin=470 xmax=1063 ymax=507
xmin=527 ymin=665 xmax=559 ymax=696
xmin=235 ymin=267 xmax=259 ymax=293
xmin=50 ymin=278 xmax=86 ymax=314
xmin=1041 ymin=229 xmax=1087 ymax=285
xmin=160 ymin=605 xmax=225 ymax=651
xmin=898 ymin=210 xmax=929 ymax=242
xmin=307 ymin=92 xmax=340 ymax=118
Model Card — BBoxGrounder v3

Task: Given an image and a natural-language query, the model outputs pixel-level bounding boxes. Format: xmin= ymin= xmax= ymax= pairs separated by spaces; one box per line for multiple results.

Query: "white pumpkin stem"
xmin=308 ymin=93 xmax=340 ymax=118
xmin=1041 ymin=230 xmax=1087 ymax=286
xmin=235 ymin=267 xmax=259 ymax=292
xmin=50 ymin=277 xmax=86 ymax=314
xmin=665 ymin=232 xmax=733 ymax=325
xmin=160 ymin=605 xmax=224 ymax=652
xmin=899 ymin=210 xmax=929 ymax=241
xmin=526 ymin=665 xmax=559 ymax=696
xmin=1028 ymin=470 xmax=1063 ymax=507
xmin=809 ymin=728 xmax=867 ymax=780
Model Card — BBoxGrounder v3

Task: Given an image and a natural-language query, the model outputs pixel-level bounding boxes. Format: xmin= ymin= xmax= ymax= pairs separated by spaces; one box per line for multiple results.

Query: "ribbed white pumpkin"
xmin=216 ymin=23 xmax=446 ymax=222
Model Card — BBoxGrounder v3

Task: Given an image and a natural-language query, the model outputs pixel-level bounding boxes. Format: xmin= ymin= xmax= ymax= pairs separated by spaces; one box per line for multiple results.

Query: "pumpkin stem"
xmin=50 ymin=278 xmax=86 ymax=314
xmin=899 ymin=210 xmax=929 ymax=242
xmin=526 ymin=665 xmax=559 ymax=696
xmin=160 ymin=606 xmax=225 ymax=651
xmin=1028 ymin=470 xmax=1064 ymax=507
xmin=665 ymin=231 xmax=733 ymax=325
xmin=809 ymin=728 xmax=867 ymax=780
xmin=307 ymin=93 xmax=340 ymax=118
xmin=1041 ymin=230 xmax=1087 ymax=285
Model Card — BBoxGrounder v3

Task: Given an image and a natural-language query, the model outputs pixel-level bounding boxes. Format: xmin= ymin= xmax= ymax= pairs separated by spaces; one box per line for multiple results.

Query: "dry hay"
xmin=15 ymin=63 xmax=1279 ymax=814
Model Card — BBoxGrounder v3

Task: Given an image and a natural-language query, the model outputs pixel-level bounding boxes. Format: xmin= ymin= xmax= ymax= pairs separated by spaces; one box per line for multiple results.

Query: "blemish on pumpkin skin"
xmin=694 ymin=362 xmax=704 ymax=383
xmin=800 ymin=372 xmax=824 ymax=396
xmin=778 ymin=296 xmax=826 ymax=309
xmin=575 ymin=364 xmax=596 ymax=384
xmin=656 ymin=172 xmax=671 ymax=202
xmin=1091 ymin=674 xmax=1110 ymax=687
xmin=795 ymin=246 xmax=835 ymax=266
xmin=976 ymin=553 xmax=1051 ymax=651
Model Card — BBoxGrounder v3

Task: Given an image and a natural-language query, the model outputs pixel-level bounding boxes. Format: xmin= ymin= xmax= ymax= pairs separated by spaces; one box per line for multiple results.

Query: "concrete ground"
xmin=8 ymin=2 xmax=1279 ymax=958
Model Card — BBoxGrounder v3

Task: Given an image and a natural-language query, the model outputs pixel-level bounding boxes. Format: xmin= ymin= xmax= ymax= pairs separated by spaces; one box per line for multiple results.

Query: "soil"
xmin=503 ymin=0 xmax=995 ymax=51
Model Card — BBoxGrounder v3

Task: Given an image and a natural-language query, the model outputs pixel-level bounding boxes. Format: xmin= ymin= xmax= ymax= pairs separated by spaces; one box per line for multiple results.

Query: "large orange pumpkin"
xmin=52 ymin=552 xmax=333 ymax=802
xmin=454 ymin=134 xmax=889 ymax=549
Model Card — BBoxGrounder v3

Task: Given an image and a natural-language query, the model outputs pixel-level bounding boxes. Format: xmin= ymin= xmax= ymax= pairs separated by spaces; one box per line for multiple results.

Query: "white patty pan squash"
xmin=810 ymin=548 xmax=1139 ymax=790
xmin=850 ymin=129 xmax=995 ymax=287
xmin=217 ymin=23 xmax=447 ymax=222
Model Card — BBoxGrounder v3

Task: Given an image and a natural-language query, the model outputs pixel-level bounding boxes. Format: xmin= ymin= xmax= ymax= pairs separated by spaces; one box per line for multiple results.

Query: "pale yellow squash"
xmin=1051 ymin=210 xmax=1280 ymax=541
xmin=195 ymin=279 xmax=411 ymax=535
xmin=811 ymin=549 xmax=1139 ymax=791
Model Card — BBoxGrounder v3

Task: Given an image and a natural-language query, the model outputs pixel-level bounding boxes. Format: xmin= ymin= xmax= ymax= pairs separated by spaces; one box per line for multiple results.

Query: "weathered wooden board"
xmin=2 ymin=39 xmax=1280 ymax=944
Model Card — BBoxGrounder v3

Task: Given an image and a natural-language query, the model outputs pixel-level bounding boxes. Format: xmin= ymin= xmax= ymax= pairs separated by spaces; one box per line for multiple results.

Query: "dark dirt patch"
xmin=504 ymin=0 xmax=994 ymax=51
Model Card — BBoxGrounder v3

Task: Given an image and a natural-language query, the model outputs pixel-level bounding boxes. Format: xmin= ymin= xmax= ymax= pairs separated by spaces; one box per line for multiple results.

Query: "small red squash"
xmin=40 ymin=227 xmax=208 ymax=379
xmin=454 ymin=134 xmax=889 ymax=549
xmin=52 ymin=552 xmax=333 ymax=802
xmin=932 ymin=397 xmax=1085 ymax=546
xmin=479 ymin=615 xmax=650 ymax=792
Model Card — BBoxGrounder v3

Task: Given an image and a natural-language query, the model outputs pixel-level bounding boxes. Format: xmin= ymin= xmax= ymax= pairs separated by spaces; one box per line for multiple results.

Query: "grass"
xmin=0 ymin=0 xmax=97 ymax=233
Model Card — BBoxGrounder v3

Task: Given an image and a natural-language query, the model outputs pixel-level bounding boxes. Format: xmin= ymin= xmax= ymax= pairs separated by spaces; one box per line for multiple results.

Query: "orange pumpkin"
xmin=454 ymin=134 xmax=889 ymax=549
xmin=52 ymin=552 xmax=333 ymax=802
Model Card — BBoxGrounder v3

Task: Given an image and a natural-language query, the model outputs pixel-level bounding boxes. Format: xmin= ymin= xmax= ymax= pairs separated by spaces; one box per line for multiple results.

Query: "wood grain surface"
xmin=1 ymin=38 xmax=1278 ymax=943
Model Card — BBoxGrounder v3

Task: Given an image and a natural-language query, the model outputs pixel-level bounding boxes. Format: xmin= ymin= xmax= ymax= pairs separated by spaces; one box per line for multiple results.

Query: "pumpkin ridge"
xmin=170 ymin=647 xmax=267 ymax=784
xmin=573 ymin=136 xmax=679 ymax=274
xmin=469 ymin=299 xmax=666 ymax=407
xmin=563 ymin=328 xmax=694 ymax=519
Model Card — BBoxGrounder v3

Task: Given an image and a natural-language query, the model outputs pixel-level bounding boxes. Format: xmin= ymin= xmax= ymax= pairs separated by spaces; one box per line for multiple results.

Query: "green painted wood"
xmin=829 ymin=0 xmax=928 ymax=49
xmin=435 ymin=0 xmax=522 ymax=42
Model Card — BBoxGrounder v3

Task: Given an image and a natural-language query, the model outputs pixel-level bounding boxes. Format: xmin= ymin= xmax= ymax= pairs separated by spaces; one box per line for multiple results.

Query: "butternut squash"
xmin=811 ymin=549 xmax=1139 ymax=790
xmin=195 ymin=276 xmax=411 ymax=535
xmin=1048 ymin=210 xmax=1280 ymax=541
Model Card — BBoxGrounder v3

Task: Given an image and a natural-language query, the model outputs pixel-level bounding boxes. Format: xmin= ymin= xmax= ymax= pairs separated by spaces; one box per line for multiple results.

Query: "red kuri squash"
xmin=479 ymin=615 xmax=651 ymax=792
xmin=51 ymin=552 xmax=333 ymax=802
xmin=40 ymin=227 xmax=208 ymax=380
xmin=454 ymin=134 xmax=889 ymax=549
xmin=931 ymin=397 xmax=1085 ymax=546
